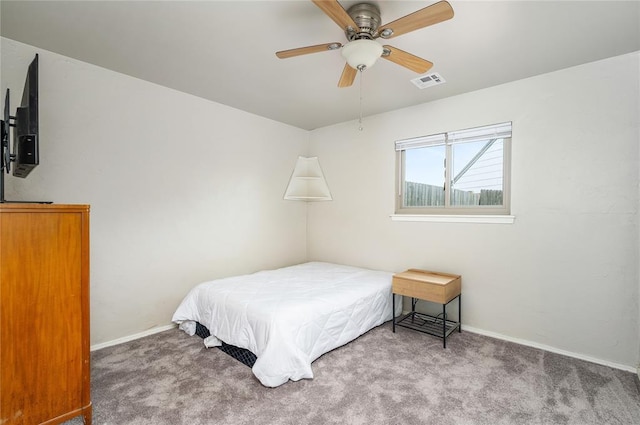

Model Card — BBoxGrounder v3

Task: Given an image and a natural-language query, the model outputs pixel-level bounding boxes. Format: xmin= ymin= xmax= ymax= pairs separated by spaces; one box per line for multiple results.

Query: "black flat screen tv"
xmin=1 ymin=53 xmax=47 ymax=203
xmin=12 ymin=53 xmax=39 ymax=178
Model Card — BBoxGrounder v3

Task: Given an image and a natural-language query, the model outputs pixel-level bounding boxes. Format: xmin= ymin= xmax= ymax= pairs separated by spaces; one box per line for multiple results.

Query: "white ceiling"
xmin=1 ymin=1 xmax=639 ymax=130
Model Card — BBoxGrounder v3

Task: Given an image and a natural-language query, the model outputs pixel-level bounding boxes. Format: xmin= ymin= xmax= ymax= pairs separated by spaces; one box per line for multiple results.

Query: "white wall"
xmin=3 ymin=36 xmax=638 ymax=372
xmin=1 ymin=38 xmax=309 ymax=345
xmin=308 ymin=52 xmax=640 ymax=370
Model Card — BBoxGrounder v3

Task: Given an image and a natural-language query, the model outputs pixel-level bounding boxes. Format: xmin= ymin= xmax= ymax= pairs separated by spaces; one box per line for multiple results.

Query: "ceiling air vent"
xmin=411 ymin=72 xmax=446 ymax=89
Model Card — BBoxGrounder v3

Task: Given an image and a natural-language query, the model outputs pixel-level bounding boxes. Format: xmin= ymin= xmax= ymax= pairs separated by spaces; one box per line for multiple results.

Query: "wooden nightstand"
xmin=392 ymin=269 xmax=461 ymax=348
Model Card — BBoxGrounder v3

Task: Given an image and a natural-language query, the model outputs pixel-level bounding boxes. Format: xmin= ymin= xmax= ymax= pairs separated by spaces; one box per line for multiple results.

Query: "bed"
xmin=172 ymin=262 xmax=400 ymax=387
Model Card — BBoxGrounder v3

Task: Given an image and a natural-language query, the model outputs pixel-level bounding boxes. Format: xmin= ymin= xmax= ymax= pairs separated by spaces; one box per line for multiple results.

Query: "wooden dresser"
xmin=0 ymin=204 xmax=91 ymax=425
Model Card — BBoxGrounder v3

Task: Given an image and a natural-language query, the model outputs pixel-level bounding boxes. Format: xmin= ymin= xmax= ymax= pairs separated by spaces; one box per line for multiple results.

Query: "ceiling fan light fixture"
xmin=341 ymin=39 xmax=383 ymax=71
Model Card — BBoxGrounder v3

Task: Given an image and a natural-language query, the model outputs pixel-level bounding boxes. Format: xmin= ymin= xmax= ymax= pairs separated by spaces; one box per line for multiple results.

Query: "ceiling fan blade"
xmin=378 ymin=1 xmax=454 ymax=39
xmin=312 ymin=0 xmax=359 ymax=32
xmin=338 ymin=63 xmax=357 ymax=87
xmin=382 ymin=46 xmax=433 ymax=74
xmin=276 ymin=42 xmax=342 ymax=59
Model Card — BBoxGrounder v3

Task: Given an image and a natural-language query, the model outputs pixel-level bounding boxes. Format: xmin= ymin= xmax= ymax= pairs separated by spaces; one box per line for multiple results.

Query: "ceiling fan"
xmin=276 ymin=0 xmax=454 ymax=88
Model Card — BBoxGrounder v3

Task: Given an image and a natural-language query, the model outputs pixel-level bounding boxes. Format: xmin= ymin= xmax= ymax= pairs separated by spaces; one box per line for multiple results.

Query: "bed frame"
xmin=195 ymin=321 xmax=256 ymax=367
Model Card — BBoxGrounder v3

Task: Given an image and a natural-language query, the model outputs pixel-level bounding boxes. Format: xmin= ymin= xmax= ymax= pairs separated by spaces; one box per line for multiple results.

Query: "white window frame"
xmin=394 ymin=122 xmax=512 ymax=219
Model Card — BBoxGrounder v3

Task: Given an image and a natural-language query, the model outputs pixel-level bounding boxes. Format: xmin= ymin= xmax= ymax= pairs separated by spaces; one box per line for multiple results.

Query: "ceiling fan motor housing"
xmin=346 ymin=3 xmax=381 ymax=40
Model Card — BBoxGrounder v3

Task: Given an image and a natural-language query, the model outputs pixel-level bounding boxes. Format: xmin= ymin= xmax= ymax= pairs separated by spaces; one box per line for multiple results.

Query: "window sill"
xmin=390 ymin=214 xmax=515 ymax=224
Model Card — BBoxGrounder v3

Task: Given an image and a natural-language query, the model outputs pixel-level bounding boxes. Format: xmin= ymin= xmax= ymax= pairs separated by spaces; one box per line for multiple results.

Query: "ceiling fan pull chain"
xmin=358 ymin=68 xmax=364 ymax=131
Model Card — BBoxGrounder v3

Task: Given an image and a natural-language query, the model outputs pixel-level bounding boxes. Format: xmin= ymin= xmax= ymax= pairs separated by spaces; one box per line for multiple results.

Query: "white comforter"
xmin=172 ymin=262 xmax=398 ymax=387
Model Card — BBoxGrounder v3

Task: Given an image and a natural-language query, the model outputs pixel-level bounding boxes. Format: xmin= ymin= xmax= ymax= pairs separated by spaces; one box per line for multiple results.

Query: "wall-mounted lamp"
xmin=283 ymin=156 xmax=332 ymax=201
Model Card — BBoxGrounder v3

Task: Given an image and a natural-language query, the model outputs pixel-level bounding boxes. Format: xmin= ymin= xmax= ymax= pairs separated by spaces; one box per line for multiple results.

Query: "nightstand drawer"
xmin=392 ymin=269 xmax=461 ymax=304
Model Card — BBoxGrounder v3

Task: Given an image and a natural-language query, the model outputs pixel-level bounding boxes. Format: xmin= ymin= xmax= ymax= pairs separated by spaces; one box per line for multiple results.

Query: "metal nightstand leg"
xmin=459 ymin=293 xmax=462 ymax=333
xmin=443 ymin=303 xmax=447 ymax=348
xmin=392 ymin=293 xmax=396 ymax=333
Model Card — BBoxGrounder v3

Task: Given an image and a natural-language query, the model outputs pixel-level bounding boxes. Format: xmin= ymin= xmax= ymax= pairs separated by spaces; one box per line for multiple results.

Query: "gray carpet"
xmin=65 ymin=324 xmax=640 ymax=425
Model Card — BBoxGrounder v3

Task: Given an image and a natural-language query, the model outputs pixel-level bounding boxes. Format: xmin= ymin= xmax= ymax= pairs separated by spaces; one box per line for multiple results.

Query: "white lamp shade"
xmin=341 ymin=39 xmax=384 ymax=70
xmin=284 ymin=156 xmax=332 ymax=201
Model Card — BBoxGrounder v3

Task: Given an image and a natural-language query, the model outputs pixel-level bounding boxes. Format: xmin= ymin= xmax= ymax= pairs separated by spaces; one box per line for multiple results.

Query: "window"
xmin=395 ymin=122 xmax=512 ymax=216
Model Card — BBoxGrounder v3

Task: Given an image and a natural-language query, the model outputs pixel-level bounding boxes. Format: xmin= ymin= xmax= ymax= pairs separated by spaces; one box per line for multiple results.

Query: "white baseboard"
xmin=462 ymin=324 xmax=637 ymax=374
xmin=90 ymin=323 xmax=177 ymax=351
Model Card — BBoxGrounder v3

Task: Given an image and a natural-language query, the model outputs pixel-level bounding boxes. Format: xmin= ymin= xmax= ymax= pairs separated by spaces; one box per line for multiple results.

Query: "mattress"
xmin=172 ymin=262 xmax=399 ymax=387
